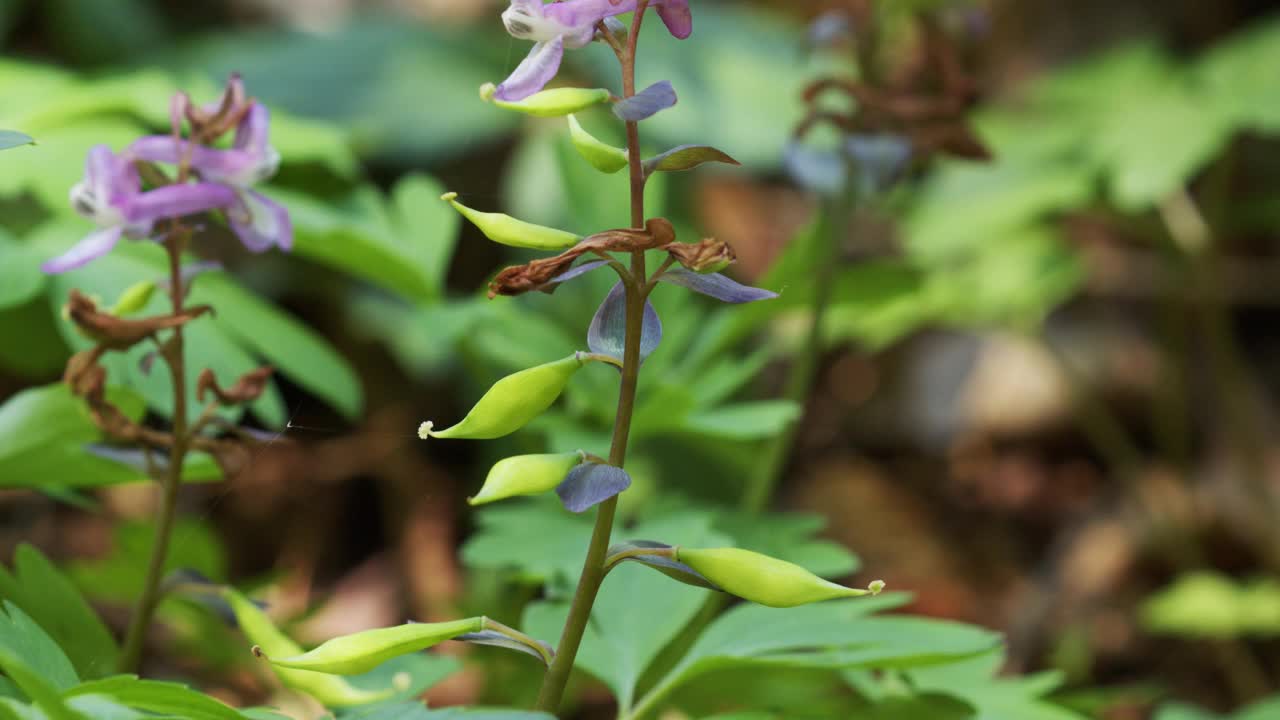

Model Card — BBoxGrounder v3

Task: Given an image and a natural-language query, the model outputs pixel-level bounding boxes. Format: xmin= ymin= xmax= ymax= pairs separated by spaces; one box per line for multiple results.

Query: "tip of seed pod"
xmin=392 ymin=671 xmax=412 ymax=691
xmin=479 ymin=83 xmax=497 ymax=102
xmin=440 ymin=192 xmax=459 ymax=202
xmin=250 ymin=645 xmax=266 ymax=659
xmin=868 ymin=580 xmax=886 ymax=595
xmin=418 ymin=421 xmax=435 ymax=440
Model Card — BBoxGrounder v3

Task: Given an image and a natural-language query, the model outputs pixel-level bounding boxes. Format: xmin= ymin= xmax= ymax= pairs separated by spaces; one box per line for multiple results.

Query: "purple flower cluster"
xmin=495 ymin=0 xmax=692 ymax=101
xmin=44 ymin=77 xmax=292 ymax=274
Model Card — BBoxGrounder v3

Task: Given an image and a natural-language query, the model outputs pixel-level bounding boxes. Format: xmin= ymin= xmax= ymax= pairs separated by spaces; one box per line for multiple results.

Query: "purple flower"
xmin=129 ymin=103 xmax=292 ymax=253
xmin=495 ymin=0 xmax=693 ymax=102
xmin=42 ymin=146 xmax=237 ymax=274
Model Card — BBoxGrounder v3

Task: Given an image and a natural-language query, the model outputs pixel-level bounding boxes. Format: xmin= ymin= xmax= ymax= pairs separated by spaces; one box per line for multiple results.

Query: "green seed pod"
xmin=261 ymin=617 xmax=484 ymax=675
xmin=223 ymin=589 xmax=395 ymax=707
xmin=568 ymin=115 xmax=629 ymax=174
xmin=480 ymin=82 xmax=611 ymax=117
xmin=676 ymin=547 xmax=884 ymax=608
xmin=421 ymin=354 xmax=589 ymax=441
xmin=470 ymin=451 xmax=586 ymax=506
xmin=110 ymin=280 xmax=156 ymax=316
xmin=442 ymin=192 xmax=580 ymax=250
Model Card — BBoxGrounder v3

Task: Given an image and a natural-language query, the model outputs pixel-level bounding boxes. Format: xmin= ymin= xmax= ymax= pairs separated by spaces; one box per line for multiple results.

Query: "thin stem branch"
xmin=534 ymin=4 xmax=652 ymax=714
xmin=118 ymin=228 xmax=193 ymax=672
xmin=742 ymin=191 xmax=852 ymax=513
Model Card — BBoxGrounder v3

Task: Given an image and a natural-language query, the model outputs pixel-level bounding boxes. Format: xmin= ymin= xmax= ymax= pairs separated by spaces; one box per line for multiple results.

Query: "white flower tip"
xmin=440 ymin=191 xmax=459 ymax=203
xmin=417 ymin=421 xmax=435 ymax=440
xmin=392 ymin=671 xmax=412 ymax=692
xmin=868 ymin=580 xmax=886 ymax=595
xmin=479 ymin=83 xmax=497 ymax=102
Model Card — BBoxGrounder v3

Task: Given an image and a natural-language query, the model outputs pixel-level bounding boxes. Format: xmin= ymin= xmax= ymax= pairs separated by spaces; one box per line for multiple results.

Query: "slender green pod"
xmin=676 ymin=547 xmax=884 ymax=608
xmin=441 ymin=192 xmax=581 ymax=250
xmin=223 ymin=589 xmax=395 ymax=707
xmin=470 ymin=451 xmax=586 ymax=506
xmin=259 ymin=618 xmax=484 ymax=676
xmin=567 ymin=115 xmax=629 ymax=174
xmin=420 ymin=353 xmax=590 ymax=441
xmin=110 ymin=280 xmax=156 ymax=316
xmin=480 ymin=83 xmax=611 ymax=117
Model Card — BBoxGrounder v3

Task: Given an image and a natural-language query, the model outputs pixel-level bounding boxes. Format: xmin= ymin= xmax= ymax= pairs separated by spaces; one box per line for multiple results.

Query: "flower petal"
xmin=227 ymin=190 xmax=293 ymax=253
xmin=124 ymin=182 xmax=238 ymax=226
xmin=657 ymin=268 xmax=778 ymax=304
xmin=128 ymin=137 xmax=275 ymax=188
xmin=234 ymin=103 xmax=271 ymax=155
xmin=41 ymin=226 xmax=124 ymax=274
xmin=656 ymin=0 xmax=693 ymax=39
xmin=494 ymin=36 xmax=566 ymax=102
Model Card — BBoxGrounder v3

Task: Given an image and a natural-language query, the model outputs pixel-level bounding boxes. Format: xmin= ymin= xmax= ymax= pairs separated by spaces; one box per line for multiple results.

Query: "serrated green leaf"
xmin=64 ymin=677 xmax=248 ymax=720
xmin=0 ymin=603 xmax=79 ymax=692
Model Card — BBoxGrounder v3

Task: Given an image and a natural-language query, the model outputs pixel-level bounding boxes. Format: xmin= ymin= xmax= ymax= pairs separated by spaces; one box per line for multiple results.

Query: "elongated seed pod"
xmin=470 ymin=451 xmax=585 ymax=506
xmin=420 ymin=354 xmax=587 ymax=441
xmin=224 ymin=589 xmax=395 ymax=707
xmin=262 ymin=618 xmax=484 ymax=676
xmin=567 ymin=115 xmax=629 ymax=173
xmin=676 ymin=547 xmax=882 ymax=608
xmin=442 ymin=192 xmax=580 ymax=250
xmin=481 ymin=83 xmax=612 ymax=117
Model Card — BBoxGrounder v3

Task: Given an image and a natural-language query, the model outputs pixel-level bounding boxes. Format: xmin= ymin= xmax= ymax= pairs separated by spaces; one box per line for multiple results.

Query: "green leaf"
xmin=173 ymin=20 xmax=518 ymax=163
xmin=0 ymin=545 xmax=117 ymax=680
xmin=905 ymin=651 xmax=1086 ymax=720
xmin=522 ymin=510 xmax=730 ymax=712
xmin=1141 ymin=572 xmax=1280 ymax=639
xmin=0 ymin=233 xmax=44 ymax=308
xmin=69 ymin=520 xmax=225 ymax=605
xmin=0 ymin=131 xmax=32 ymax=151
xmin=635 ymin=599 xmax=998 ymax=717
xmin=643 ymin=145 xmax=740 ymax=175
xmin=1193 ymin=16 xmax=1280 ymax=134
xmin=0 ymin=384 xmax=172 ymax=489
xmin=389 ymin=174 xmax=460 ymax=300
xmin=64 ymin=677 xmax=248 ymax=720
xmin=0 ymin=645 xmax=86 ymax=720
xmin=461 ymin=500 xmax=594 ymax=584
xmin=0 ymin=603 xmax=79 ymax=691
xmin=190 ymin=272 xmax=362 ymax=421
xmin=681 ymin=401 xmax=801 ymax=440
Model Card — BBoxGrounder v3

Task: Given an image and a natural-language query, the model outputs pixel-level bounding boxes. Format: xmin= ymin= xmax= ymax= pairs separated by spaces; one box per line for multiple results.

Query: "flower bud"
xmin=258 ymin=617 xmax=484 ymax=675
xmin=675 ymin=547 xmax=883 ymax=608
xmin=420 ymin=353 xmax=589 ymax=441
xmin=442 ymin=192 xmax=580 ymax=250
xmin=568 ymin=115 xmax=628 ymax=174
xmin=469 ymin=451 xmax=586 ymax=506
xmin=223 ymin=588 xmax=394 ymax=707
xmin=110 ymin=280 xmax=156 ymax=316
xmin=480 ymin=82 xmax=611 ymax=117
xmin=664 ymin=238 xmax=736 ymax=274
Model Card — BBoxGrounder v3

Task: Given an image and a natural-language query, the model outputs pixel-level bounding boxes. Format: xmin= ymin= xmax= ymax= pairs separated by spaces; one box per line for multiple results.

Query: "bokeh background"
xmin=2 ymin=0 xmax=1280 ymax=718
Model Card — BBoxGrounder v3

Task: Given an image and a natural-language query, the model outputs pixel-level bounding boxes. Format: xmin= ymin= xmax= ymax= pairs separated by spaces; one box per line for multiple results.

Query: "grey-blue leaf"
xmin=587 ymin=281 xmax=662 ymax=363
xmin=456 ymin=630 xmax=554 ymax=666
xmin=549 ymin=259 xmax=610 ymax=286
xmin=613 ymin=81 xmax=678 ymax=122
xmin=847 ymin=134 xmax=913 ymax=193
xmin=0 ymin=131 xmax=33 ymax=151
xmin=556 ymin=464 xmax=631 ymax=513
xmin=607 ymin=540 xmax=721 ymax=591
xmin=784 ymin=141 xmax=846 ymax=195
xmin=806 ymin=10 xmax=854 ymax=50
xmin=657 ymin=269 xmax=778 ymax=304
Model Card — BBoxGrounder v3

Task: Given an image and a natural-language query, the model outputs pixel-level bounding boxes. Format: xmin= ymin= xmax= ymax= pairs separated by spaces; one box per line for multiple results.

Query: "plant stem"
xmin=535 ymin=5 xmax=651 ymax=714
xmin=118 ymin=231 xmax=192 ymax=673
xmin=742 ymin=191 xmax=851 ymax=513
